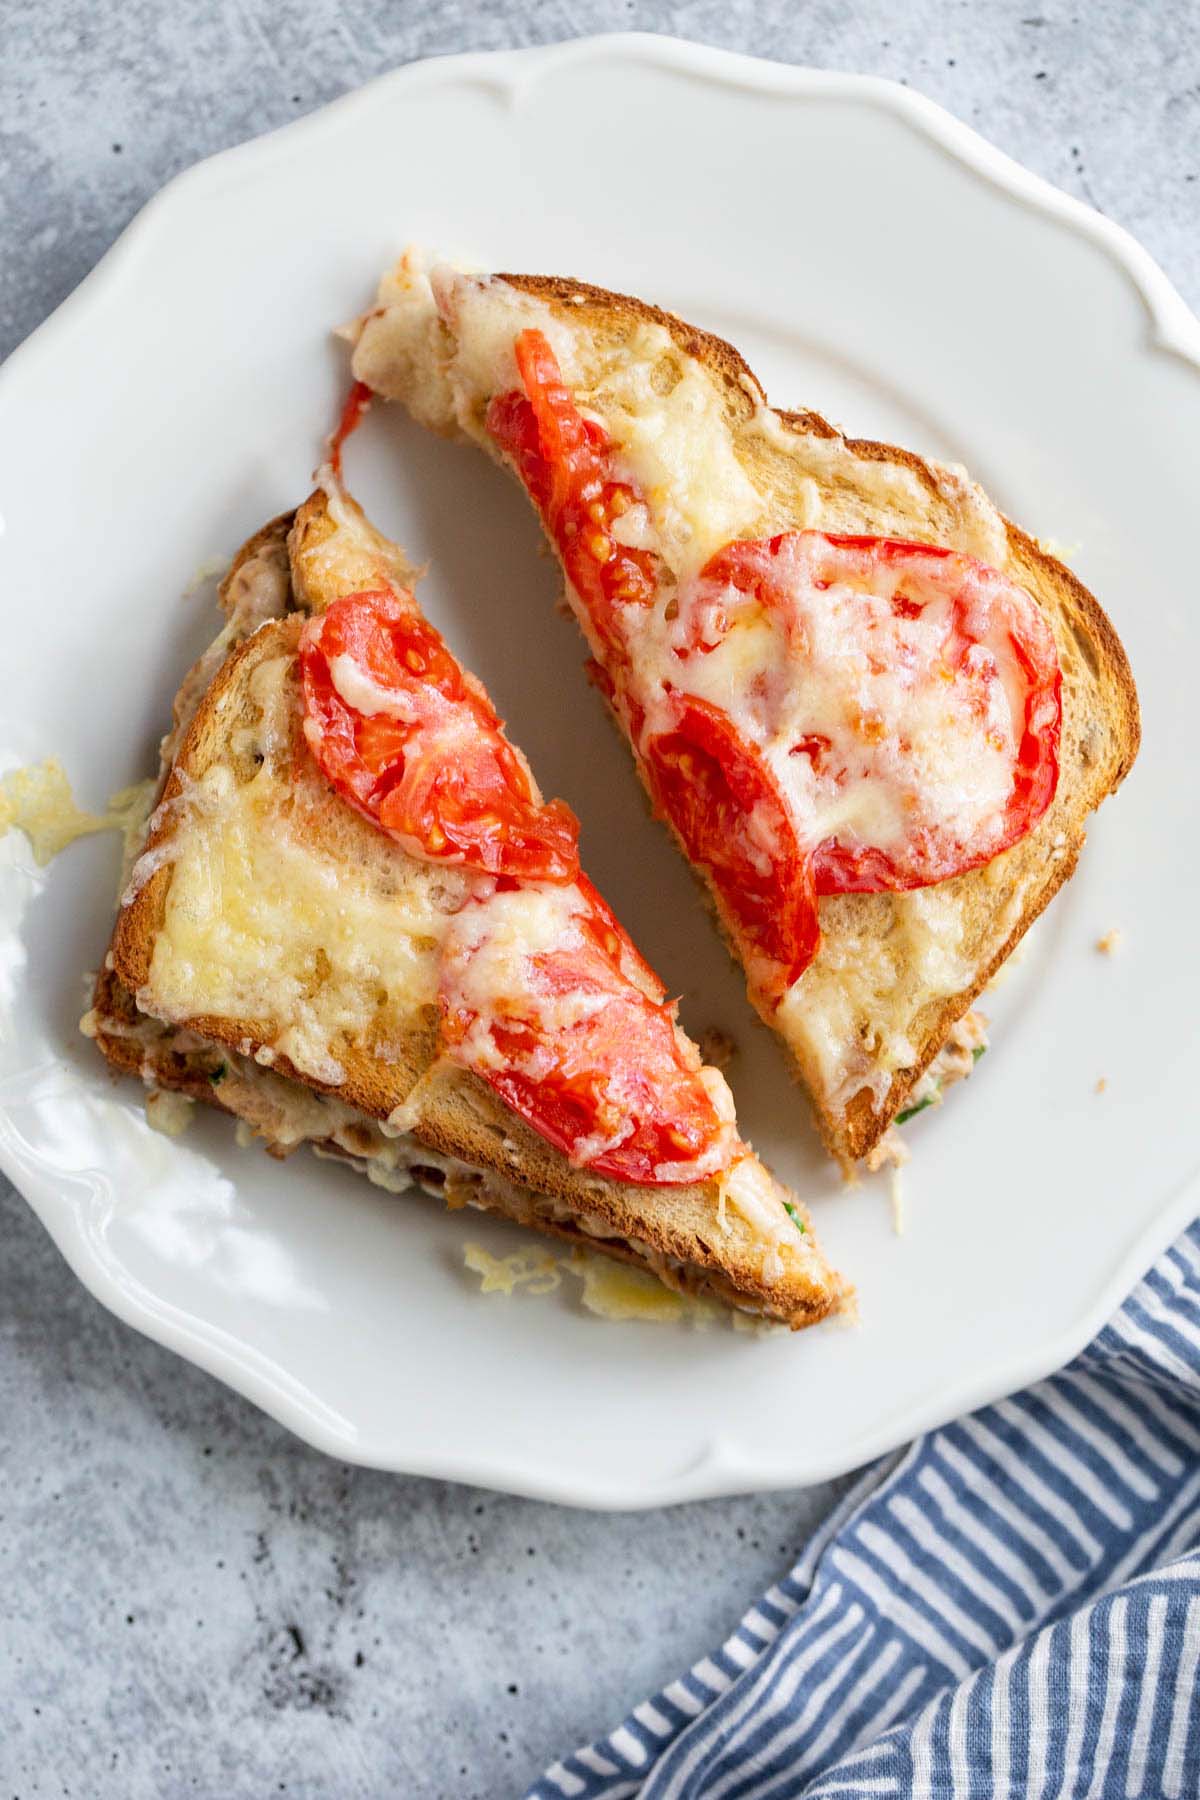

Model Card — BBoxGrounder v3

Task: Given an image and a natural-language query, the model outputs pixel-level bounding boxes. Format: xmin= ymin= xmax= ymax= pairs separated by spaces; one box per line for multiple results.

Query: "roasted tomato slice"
xmin=439 ymin=882 xmax=734 ymax=1184
xmin=299 ymin=589 xmax=580 ymax=883
xmin=676 ymin=532 xmax=1062 ymax=896
xmin=486 ymin=329 xmax=659 ymax=657
xmin=642 ymin=694 xmax=820 ymax=1001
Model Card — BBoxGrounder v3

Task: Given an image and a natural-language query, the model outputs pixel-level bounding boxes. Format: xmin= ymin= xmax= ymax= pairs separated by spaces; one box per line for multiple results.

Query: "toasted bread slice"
xmin=347 ymin=256 xmax=1140 ymax=1165
xmin=97 ymin=491 xmax=843 ymax=1328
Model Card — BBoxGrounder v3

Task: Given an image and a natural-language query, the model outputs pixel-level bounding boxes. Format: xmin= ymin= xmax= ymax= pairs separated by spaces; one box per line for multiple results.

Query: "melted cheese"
xmin=440 ymin=885 xmax=744 ymax=1182
xmin=889 ymin=1162 xmax=906 ymax=1236
xmin=328 ymin=651 xmax=420 ymax=721
xmin=0 ymin=759 xmax=156 ymax=868
xmin=925 ymin=462 xmax=1009 ymax=568
xmin=139 ymin=655 xmax=468 ymax=1086
xmin=779 ymin=884 xmax=972 ymax=1109
xmin=585 ymin=322 xmax=762 ymax=573
xmin=145 ymin=761 xmax=437 ymax=1083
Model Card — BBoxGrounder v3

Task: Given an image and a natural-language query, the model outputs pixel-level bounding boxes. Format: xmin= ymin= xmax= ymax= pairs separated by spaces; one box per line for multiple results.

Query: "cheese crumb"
xmin=1095 ymin=1076 xmax=1108 ymax=1095
xmin=889 ymin=1164 xmax=906 ymax=1237
xmin=865 ymin=1127 xmax=910 ymax=1238
xmin=1037 ymin=535 xmax=1083 ymax=565
xmin=1095 ymin=929 xmax=1123 ymax=956
xmin=463 ymin=1243 xmax=561 ymax=1297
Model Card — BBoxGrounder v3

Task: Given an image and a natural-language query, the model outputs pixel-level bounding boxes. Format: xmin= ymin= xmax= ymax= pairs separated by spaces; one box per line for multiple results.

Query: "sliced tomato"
xmin=486 ymin=329 xmax=659 ymax=657
xmin=676 ymin=532 xmax=1062 ymax=898
xmin=439 ymin=885 xmax=733 ymax=1184
xmin=642 ymin=694 xmax=820 ymax=1001
xmin=299 ymin=589 xmax=579 ymax=883
xmin=571 ymin=871 xmax=664 ymax=1000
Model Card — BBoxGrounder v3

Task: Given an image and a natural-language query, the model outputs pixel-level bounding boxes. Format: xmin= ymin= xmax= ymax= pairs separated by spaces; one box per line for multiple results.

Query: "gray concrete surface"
xmin=2 ymin=3 xmax=1196 ymax=1795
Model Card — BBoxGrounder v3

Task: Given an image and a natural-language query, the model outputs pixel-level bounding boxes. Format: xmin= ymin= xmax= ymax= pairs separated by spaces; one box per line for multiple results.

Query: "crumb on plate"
xmin=462 ymin=1243 xmax=772 ymax=1332
xmin=697 ymin=1025 xmax=736 ymax=1070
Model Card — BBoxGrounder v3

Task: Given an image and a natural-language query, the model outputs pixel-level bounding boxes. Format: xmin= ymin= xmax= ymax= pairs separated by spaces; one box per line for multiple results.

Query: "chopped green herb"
xmin=972 ymin=1044 xmax=987 ymax=1063
xmin=896 ymin=1094 xmax=936 ymax=1125
xmin=783 ymin=1202 xmax=807 ymax=1235
xmin=209 ymin=1064 xmax=228 ymax=1085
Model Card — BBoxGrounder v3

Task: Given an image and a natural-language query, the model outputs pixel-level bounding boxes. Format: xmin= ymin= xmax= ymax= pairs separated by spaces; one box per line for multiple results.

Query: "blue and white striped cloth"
xmin=530 ymin=1222 xmax=1200 ymax=1798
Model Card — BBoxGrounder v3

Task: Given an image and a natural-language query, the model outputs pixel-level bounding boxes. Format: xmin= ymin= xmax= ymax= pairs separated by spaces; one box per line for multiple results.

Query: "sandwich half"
xmin=344 ymin=254 xmax=1140 ymax=1167
xmin=88 ymin=480 xmax=844 ymax=1329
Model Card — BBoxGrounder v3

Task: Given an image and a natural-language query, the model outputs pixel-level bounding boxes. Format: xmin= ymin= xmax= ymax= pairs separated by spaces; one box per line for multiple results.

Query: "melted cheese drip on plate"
xmin=0 ymin=760 xmax=156 ymax=868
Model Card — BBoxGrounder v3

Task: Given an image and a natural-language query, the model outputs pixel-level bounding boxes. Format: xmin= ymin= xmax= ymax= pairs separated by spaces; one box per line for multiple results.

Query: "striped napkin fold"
xmin=529 ymin=1221 xmax=1200 ymax=1799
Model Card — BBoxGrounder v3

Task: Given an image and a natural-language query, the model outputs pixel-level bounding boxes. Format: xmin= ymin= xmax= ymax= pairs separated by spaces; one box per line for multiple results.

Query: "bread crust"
xmin=439 ymin=272 xmax=1142 ymax=1164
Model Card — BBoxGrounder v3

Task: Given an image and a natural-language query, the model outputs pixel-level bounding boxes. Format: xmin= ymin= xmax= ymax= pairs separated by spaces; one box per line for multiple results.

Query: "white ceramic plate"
xmin=2 ymin=36 xmax=1196 ymax=1508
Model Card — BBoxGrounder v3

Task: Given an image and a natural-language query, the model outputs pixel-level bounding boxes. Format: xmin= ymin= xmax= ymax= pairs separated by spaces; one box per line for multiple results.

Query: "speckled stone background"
xmin=2 ymin=4 xmax=1197 ymax=1796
